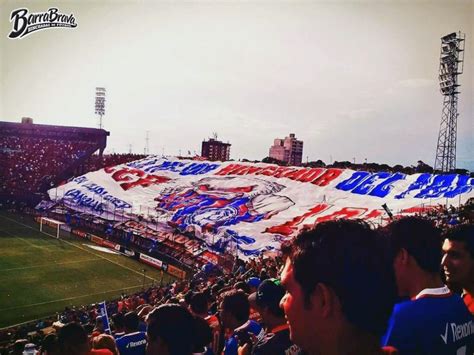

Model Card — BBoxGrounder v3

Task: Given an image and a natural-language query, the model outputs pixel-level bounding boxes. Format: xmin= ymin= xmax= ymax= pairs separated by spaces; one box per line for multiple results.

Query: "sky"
xmin=1 ymin=0 xmax=473 ymax=170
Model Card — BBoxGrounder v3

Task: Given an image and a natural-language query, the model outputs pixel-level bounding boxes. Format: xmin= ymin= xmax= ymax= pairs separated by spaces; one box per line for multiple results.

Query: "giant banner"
xmin=48 ymin=157 xmax=474 ymax=257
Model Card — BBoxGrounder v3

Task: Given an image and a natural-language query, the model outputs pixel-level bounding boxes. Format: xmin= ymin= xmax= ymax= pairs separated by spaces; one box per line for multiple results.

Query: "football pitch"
xmin=0 ymin=212 xmax=175 ymax=328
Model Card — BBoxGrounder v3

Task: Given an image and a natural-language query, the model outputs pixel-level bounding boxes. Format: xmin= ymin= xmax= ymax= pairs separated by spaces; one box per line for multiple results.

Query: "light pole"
xmin=95 ymin=87 xmax=106 ymax=129
xmin=434 ymin=32 xmax=465 ymax=172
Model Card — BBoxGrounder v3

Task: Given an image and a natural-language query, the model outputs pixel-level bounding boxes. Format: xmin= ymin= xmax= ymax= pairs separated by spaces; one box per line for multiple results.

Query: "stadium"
xmin=1 ymin=2 xmax=474 ymax=355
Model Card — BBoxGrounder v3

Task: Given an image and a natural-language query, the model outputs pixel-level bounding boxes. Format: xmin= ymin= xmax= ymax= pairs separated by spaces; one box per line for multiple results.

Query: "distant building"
xmin=269 ymin=133 xmax=303 ymax=166
xmin=201 ymin=138 xmax=231 ymax=161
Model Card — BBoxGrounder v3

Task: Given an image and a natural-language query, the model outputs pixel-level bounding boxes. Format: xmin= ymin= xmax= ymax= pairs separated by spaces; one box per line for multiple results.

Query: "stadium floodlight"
xmin=95 ymin=87 xmax=106 ymax=129
xmin=434 ymin=31 xmax=465 ymax=172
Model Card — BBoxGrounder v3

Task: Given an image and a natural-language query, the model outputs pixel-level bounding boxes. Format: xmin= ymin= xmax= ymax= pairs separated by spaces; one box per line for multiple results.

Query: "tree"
xmin=262 ymin=156 xmax=287 ymax=166
xmin=416 ymin=160 xmax=434 ymax=173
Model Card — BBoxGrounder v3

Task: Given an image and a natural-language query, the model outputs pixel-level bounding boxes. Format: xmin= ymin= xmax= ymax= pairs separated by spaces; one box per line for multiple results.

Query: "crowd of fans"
xmin=0 ymin=136 xmax=99 ymax=197
xmin=1 ymin=217 xmax=473 ymax=355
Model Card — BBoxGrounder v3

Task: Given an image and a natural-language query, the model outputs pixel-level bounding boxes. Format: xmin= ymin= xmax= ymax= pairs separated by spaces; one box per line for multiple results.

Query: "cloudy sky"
xmin=1 ymin=0 xmax=472 ymax=170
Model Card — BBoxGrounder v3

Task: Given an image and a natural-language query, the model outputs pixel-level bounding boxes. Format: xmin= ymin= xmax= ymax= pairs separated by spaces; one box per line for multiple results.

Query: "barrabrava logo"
xmin=8 ymin=7 xmax=77 ymax=39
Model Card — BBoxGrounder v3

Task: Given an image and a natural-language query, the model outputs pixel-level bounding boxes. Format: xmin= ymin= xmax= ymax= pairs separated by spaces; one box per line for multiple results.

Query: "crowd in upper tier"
xmin=0 ymin=136 xmax=98 ymax=196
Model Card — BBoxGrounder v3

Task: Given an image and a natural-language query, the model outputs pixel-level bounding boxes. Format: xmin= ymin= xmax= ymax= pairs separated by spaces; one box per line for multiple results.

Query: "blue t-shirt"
xmin=382 ymin=291 xmax=474 ymax=354
xmin=224 ymin=320 xmax=264 ymax=355
xmin=116 ymin=331 xmax=147 ymax=355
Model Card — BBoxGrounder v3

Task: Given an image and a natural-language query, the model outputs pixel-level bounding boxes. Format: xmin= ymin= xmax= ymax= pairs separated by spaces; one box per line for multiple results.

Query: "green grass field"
xmin=0 ymin=212 xmax=175 ymax=328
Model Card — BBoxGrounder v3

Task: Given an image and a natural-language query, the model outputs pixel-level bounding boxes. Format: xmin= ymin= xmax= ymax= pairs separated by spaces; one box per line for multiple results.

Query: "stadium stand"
xmin=0 ymin=121 xmax=109 ymax=205
xmin=1 ymin=121 xmax=473 ymax=354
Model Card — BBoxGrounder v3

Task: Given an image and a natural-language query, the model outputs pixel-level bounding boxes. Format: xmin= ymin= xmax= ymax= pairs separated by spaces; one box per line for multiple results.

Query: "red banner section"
xmin=104 ymin=166 xmax=170 ymax=191
xmin=215 ymin=165 xmax=343 ymax=187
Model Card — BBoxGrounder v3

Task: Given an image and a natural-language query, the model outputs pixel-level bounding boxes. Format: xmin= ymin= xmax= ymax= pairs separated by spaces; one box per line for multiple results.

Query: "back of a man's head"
xmin=190 ymin=292 xmax=208 ymax=316
xmin=147 ymin=304 xmax=195 ymax=355
xmin=283 ymin=219 xmax=396 ymax=338
xmin=123 ymin=311 xmax=139 ymax=332
xmin=57 ymin=322 xmax=89 ymax=355
xmin=221 ymin=289 xmax=250 ymax=324
xmin=111 ymin=312 xmax=125 ymax=332
xmin=386 ymin=216 xmax=442 ymax=273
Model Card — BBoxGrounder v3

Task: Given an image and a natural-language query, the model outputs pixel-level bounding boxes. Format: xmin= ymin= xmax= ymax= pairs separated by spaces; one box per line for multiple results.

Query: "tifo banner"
xmin=48 ymin=157 xmax=474 ymax=257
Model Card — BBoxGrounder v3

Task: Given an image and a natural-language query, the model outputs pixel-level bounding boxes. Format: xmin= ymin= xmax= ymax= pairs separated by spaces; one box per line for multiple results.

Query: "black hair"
xmin=57 ymin=322 xmax=88 ymax=354
xmin=190 ymin=292 xmax=208 ymax=315
xmin=443 ymin=224 xmax=474 ymax=258
xmin=123 ymin=311 xmax=139 ymax=331
xmin=234 ymin=281 xmax=250 ymax=294
xmin=386 ymin=216 xmax=442 ymax=273
xmin=282 ymin=219 xmax=397 ymax=338
xmin=111 ymin=312 xmax=125 ymax=330
xmin=221 ymin=289 xmax=250 ymax=323
xmin=147 ymin=304 xmax=195 ymax=355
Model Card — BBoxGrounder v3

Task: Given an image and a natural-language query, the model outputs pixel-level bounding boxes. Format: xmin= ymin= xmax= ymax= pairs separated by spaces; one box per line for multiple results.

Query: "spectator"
xmin=110 ymin=313 xmax=125 ymax=339
xmin=92 ymin=316 xmax=105 ymax=338
xmin=248 ymin=279 xmax=297 ymax=355
xmin=10 ymin=339 xmax=27 ymax=355
xmin=146 ymin=304 xmax=196 ymax=355
xmin=220 ymin=289 xmax=264 ymax=355
xmin=382 ymin=217 xmax=474 ymax=354
xmin=279 ymin=220 xmax=398 ymax=355
xmin=115 ymin=312 xmax=146 ymax=355
xmin=442 ymin=224 xmax=474 ymax=314
xmin=190 ymin=292 xmax=220 ymax=354
xmin=57 ymin=322 xmax=112 ymax=355
xmin=92 ymin=334 xmax=119 ymax=355
xmin=39 ymin=333 xmax=59 ymax=355
xmin=57 ymin=323 xmax=89 ymax=355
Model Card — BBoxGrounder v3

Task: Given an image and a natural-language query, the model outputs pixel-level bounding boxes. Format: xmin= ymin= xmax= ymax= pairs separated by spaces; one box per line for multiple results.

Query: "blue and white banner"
xmin=48 ymin=157 xmax=474 ymax=257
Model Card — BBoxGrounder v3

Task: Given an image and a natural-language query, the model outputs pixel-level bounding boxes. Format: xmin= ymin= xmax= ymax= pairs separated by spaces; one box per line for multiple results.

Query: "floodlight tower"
xmin=434 ymin=32 xmax=465 ymax=172
xmin=95 ymin=87 xmax=106 ymax=129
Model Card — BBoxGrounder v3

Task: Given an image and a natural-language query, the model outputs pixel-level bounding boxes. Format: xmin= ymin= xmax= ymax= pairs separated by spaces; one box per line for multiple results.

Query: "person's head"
xmin=386 ymin=217 xmax=442 ymax=296
xmin=94 ymin=316 xmax=105 ymax=332
xmin=279 ymin=220 xmax=396 ymax=354
xmin=40 ymin=333 xmax=59 ymax=355
xmin=249 ymin=278 xmax=285 ymax=324
xmin=146 ymin=304 xmax=196 ymax=355
xmin=111 ymin=313 xmax=125 ymax=333
xmin=57 ymin=322 xmax=89 ymax=355
xmin=442 ymin=224 xmax=474 ymax=290
xmin=123 ymin=311 xmax=139 ymax=333
xmin=92 ymin=334 xmax=119 ymax=355
xmin=234 ymin=281 xmax=250 ymax=294
xmin=190 ymin=292 xmax=208 ymax=316
xmin=11 ymin=339 xmax=27 ymax=355
xmin=219 ymin=289 xmax=250 ymax=330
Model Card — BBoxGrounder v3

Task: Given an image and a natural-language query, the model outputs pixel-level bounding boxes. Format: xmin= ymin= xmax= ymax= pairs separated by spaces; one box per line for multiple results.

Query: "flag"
xmin=98 ymin=301 xmax=111 ymax=334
